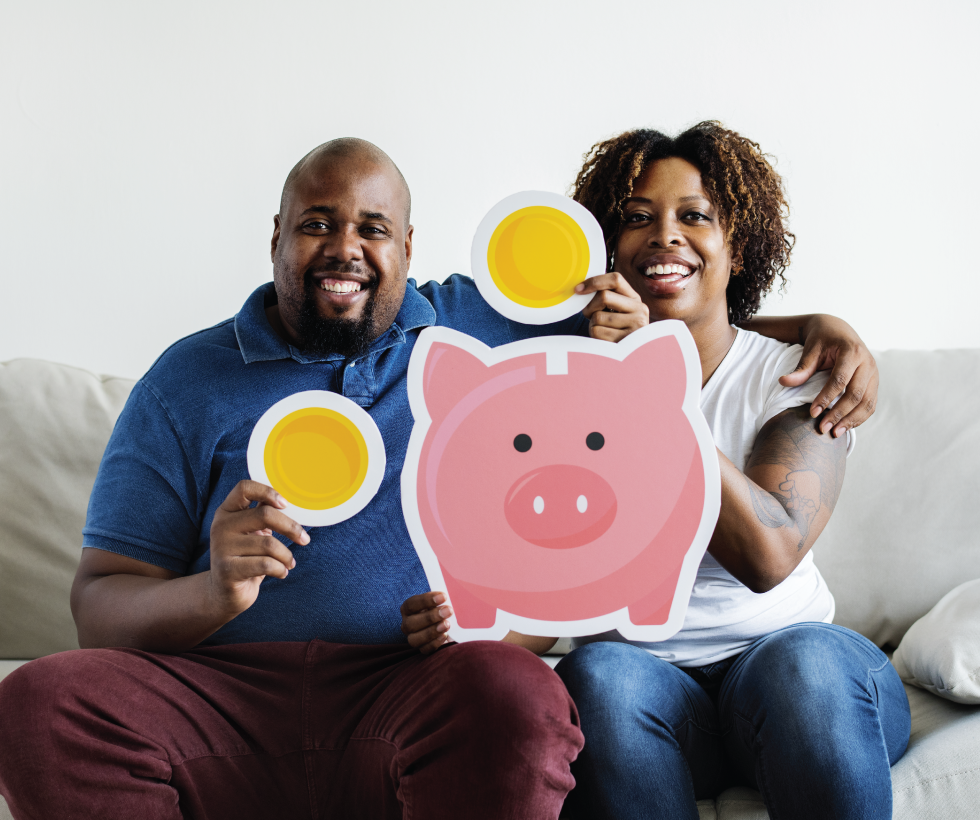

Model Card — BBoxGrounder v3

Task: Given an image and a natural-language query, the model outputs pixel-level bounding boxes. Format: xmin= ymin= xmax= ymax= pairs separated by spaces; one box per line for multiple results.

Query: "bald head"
xmin=280 ymin=138 xmax=411 ymax=228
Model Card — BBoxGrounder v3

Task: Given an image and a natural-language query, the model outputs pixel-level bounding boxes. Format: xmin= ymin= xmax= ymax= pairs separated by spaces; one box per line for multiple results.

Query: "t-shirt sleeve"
xmin=761 ymin=344 xmax=855 ymax=455
xmin=82 ymin=381 xmax=203 ymax=573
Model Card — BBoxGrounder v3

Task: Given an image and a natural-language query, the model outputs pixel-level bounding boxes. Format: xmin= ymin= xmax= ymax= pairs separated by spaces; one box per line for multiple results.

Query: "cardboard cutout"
xmin=401 ymin=322 xmax=721 ymax=642
xmin=471 ymin=191 xmax=607 ymax=324
xmin=247 ymin=390 xmax=385 ymax=526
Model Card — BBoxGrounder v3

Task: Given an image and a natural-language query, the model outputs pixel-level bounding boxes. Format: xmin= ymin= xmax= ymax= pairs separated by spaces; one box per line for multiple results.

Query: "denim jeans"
xmin=556 ymin=623 xmax=911 ymax=820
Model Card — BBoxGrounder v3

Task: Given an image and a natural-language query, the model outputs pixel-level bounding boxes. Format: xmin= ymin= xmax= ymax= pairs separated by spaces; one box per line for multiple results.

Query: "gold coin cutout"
xmin=264 ymin=407 xmax=369 ymax=510
xmin=487 ymin=205 xmax=591 ymax=308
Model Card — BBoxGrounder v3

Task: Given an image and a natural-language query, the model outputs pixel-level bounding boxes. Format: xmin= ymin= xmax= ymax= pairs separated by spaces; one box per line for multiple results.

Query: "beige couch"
xmin=1 ymin=353 xmax=979 ymax=819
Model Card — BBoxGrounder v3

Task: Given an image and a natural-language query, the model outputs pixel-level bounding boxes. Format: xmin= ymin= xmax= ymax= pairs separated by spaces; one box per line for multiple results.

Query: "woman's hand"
xmin=576 ymin=272 xmax=649 ymax=342
xmin=400 ymin=591 xmax=453 ymax=655
xmin=778 ymin=314 xmax=878 ymax=437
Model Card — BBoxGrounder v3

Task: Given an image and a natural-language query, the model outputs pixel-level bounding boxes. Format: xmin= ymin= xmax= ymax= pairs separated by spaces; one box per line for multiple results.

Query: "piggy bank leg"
xmin=628 ymin=568 xmax=683 ymax=626
xmin=442 ymin=569 xmax=498 ymax=629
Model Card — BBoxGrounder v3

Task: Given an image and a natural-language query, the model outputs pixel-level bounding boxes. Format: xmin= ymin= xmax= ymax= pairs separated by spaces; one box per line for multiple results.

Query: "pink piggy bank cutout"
xmin=401 ymin=321 xmax=721 ymax=642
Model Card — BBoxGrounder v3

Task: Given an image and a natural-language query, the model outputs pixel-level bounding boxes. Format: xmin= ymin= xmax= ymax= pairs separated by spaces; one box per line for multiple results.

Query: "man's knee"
xmin=433 ymin=642 xmax=581 ymax=748
xmin=0 ymin=653 xmax=80 ymax=738
xmin=0 ymin=649 xmax=140 ymax=750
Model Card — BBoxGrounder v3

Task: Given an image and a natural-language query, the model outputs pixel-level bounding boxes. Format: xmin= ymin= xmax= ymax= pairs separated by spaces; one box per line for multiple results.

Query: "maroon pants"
xmin=0 ymin=640 xmax=583 ymax=819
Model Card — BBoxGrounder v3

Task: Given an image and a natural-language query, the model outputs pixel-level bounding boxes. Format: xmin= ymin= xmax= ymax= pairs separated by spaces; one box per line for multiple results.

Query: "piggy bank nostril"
xmin=505 ymin=465 xmax=616 ymax=549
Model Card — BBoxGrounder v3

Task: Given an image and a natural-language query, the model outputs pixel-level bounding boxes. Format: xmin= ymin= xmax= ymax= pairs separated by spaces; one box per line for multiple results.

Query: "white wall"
xmin=3 ymin=0 xmax=977 ymax=379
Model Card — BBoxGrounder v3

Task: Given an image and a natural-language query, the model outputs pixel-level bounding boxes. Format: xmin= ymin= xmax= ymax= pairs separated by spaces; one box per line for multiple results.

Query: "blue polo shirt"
xmin=83 ymin=276 xmax=588 ymax=646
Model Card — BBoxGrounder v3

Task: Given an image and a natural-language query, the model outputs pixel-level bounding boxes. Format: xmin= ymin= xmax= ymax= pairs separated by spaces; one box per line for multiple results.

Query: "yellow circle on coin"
xmin=487 ymin=205 xmax=590 ymax=308
xmin=264 ymin=407 xmax=368 ymax=510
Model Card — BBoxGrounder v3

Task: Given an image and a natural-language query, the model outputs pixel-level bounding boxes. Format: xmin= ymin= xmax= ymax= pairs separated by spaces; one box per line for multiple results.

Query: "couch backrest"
xmin=0 ymin=359 xmax=134 ymax=658
xmin=1 ymin=351 xmax=978 ymax=658
xmin=815 ymin=348 xmax=980 ymax=648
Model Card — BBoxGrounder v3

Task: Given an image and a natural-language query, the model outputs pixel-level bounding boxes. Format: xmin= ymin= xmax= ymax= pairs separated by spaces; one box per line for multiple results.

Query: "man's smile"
xmin=308 ymin=270 xmax=375 ymax=311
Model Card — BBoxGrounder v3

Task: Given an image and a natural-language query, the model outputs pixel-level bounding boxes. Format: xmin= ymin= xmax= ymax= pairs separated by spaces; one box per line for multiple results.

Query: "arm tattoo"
xmin=745 ymin=405 xmax=847 ymax=550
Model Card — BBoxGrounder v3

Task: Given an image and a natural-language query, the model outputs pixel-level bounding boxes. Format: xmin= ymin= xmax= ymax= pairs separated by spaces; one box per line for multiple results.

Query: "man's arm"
xmin=71 ymin=480 xmax=307 ymax=652
xmin=741 ymin=313 xmax=878 ymax=436
xmin=707 ymin=405 xmax=848 ymax=593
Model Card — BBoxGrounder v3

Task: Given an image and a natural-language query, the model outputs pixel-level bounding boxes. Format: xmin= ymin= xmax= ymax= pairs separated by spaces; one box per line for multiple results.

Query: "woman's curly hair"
xmin=571 ymin=121 xmax=794 ymax=325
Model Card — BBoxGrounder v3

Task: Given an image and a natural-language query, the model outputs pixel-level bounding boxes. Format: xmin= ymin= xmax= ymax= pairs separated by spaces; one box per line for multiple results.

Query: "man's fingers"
xmin=216 ymin=500 xmax=310 ymax=546
xmin=401 ymin=604 xmax=453 ymax=637
xmin=225 ymin=554 xmax=292 ymax=581
xmin=779 ymin=346 xmax=824 ymax=389
xmin=219 ymin=479 xmax=286 ymax=514
xmin=399 ymin=591 xmax=446 ymax=617
xmin=405 ymin=614 xmax=452 ymax=648
xmin=226 ymin=534 xmax=297 ymax=570
xmin=820 ymin=367 xmax=878 ymax=436
xmin=807 ymin=349 xmax=860 ymax=425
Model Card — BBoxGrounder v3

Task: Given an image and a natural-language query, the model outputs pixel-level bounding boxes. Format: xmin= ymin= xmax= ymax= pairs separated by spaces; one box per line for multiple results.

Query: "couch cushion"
xmin=892 ymin=579 xmax=980 ymax=704
xmin=815 ymin=349 xmax=980 ymax=648
xmin=0 ymin=360 xmax=134 ymax=658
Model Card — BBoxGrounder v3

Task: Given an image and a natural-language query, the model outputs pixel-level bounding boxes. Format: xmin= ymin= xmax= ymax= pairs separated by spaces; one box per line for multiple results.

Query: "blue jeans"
xmin=555 ymin=623 xmax=911 ymax=820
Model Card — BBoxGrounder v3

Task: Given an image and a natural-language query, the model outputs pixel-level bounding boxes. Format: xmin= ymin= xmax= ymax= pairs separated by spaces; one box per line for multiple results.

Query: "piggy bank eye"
xmin=586 ymin=432 xmax=605 ymax=451
xmin=513 ymin=434 xmax=532 ymax=452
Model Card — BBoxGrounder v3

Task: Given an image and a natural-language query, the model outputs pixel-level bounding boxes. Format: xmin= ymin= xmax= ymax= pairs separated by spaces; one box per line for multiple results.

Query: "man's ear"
xmin=271 ymin=214 xmax=282 ymax=262
xmin=405 ymin=224 xmax=414 ymax=271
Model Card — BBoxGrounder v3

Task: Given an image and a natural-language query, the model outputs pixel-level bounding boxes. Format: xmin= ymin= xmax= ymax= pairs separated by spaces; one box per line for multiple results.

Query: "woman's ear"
xmin=730 ymin=249 xmax=744 ymax=276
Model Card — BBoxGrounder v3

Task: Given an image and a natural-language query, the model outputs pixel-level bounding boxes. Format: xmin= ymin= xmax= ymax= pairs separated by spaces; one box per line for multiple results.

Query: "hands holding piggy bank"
xmin=401 ymin=321 xmax=721 ymax=645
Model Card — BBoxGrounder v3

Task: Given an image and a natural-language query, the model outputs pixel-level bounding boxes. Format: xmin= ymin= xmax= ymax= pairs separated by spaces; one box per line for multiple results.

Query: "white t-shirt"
xmin=573 ymin=328 xmax=853 ymax=667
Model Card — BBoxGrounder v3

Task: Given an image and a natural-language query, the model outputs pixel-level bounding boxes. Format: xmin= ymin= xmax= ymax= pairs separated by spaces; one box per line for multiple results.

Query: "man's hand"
xmin=208 ymin=479 xmax=309 ymax=619
xmin=576 ymin=272 xmax=649 ymax=342
xmin=778 ymin=314 xmax=878 ymax=437
xmin=400 ymin=591 xmax=453 ymax=655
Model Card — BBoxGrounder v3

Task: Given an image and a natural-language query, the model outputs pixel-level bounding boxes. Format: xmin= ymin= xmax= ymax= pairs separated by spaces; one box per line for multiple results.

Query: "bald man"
xmin=0 ymin=139 xmax=651 ymax=820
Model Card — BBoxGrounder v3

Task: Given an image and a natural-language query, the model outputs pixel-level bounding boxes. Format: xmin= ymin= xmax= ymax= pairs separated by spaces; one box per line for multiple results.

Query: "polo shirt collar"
xmin=235 ymin=280 xmax=436 ymax=365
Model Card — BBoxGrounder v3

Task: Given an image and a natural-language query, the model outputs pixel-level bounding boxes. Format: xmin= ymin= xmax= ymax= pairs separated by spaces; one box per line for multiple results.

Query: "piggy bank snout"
xmin=504 ymin=464 xmax=617 ymax=549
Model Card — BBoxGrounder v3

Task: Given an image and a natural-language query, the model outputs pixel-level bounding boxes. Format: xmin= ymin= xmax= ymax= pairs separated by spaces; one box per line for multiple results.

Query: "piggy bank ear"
xmin=622 ymin=334 xmax=689 ymax=406
xmin=422 ymin=342 xmax=491 ymax=422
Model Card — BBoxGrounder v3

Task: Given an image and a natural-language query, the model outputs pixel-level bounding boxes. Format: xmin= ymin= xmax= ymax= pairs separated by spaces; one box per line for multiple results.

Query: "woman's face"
xmin=614 ymin=157 xmax=732 ymax=327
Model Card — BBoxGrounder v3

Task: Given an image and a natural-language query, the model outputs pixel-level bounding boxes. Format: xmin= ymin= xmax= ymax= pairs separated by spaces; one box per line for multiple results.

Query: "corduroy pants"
xmin=0 ymin=640 xmax=583 ymax=819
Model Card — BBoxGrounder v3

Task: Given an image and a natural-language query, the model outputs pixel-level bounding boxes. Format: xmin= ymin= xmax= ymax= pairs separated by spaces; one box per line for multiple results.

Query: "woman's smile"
xmin=637 ymin=252 xmax=697 ymax=295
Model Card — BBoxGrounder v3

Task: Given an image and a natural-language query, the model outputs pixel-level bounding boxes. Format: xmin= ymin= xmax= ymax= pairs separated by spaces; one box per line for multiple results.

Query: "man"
xmin=0 ymin=138 xmax=876 ymax=819
xmin=0 ymin=139 xmax=649 ymax=820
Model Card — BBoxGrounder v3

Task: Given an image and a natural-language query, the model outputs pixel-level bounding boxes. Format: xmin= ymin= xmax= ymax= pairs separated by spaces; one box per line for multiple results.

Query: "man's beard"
xmin=295 ymin=270 xmax=377 ymax=359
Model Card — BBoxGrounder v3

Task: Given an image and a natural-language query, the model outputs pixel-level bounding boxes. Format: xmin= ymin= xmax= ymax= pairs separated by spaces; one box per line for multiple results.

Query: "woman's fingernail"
xmin=438 ymin=606 xmax=452 ymax=619
xmin=821 ymin=421 xmax=832 ymax=434
xmin=290 ymin=558 xmax=296 ymax=569
xmin=811 ymin=405 xmax=823 ymax=418
xmin=574 ymin=283 xmax=585 ymax=293
xmin=432 ymin=592 xmax=446 ymax=605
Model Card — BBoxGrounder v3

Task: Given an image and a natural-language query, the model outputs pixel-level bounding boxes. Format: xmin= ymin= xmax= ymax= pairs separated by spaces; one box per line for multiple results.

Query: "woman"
xmin=554 ymin=122 xmax=910 ymax=819
xmin=398 ymin=122 xmax=897 ymax=818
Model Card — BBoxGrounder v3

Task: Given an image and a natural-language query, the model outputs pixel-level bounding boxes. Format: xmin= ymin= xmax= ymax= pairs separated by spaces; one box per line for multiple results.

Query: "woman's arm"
xmin=707 ymin=405 xmax=848 ymax=593
xmin=740 ymin=314 xmax=878 ymax=437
